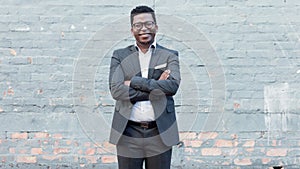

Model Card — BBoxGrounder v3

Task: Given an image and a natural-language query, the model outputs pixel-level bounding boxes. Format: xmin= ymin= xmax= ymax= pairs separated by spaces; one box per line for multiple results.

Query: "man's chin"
xmin=140 ymin=41 xmax=151 ymax=45
xmin=138 ymin=39 xmax=154 ymax=46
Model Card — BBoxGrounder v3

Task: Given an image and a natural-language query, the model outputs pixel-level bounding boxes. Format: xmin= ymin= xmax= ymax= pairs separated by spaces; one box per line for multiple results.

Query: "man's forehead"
xmin=133 ymin=13 xmax=154 ymax=21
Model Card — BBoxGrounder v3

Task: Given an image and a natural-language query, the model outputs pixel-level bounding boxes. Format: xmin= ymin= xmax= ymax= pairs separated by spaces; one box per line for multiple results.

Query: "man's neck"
xmin=135 ymin=39 xmax=156 ymax=54
xmin=137 ymin=44 xmax=151 ymax=53
xmin=138 ymin=45 xmax=150 ymax=53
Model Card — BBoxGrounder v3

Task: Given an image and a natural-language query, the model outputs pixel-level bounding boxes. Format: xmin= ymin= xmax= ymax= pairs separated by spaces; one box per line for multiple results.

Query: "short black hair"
xmin=130 ymin=6 xmax=156 ymax=25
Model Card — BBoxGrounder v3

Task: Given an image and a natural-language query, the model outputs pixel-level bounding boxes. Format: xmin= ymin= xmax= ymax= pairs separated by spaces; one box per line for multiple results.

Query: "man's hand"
xmin=124 ymin=80 xmax=131 ymax=86
xmin=159 ymin=70 xmax=171 ymax=80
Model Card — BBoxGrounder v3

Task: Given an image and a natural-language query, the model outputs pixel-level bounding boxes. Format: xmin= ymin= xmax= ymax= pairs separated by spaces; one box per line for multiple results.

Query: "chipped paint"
xmin=264 ymin=83 xmax=290 ymax=143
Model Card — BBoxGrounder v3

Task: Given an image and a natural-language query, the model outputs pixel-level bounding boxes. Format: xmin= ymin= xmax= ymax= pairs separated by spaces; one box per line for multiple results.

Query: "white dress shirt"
xmin=129 ymin=42 xmax=156 ymax=122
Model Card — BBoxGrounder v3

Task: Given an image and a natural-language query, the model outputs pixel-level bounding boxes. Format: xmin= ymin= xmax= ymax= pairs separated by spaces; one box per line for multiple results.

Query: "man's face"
xmin=131 ymin=13 xmax=158 ymax=46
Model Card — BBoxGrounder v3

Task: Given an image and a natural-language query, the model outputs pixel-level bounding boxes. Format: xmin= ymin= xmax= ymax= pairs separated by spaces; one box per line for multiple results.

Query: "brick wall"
xmin=0 ymin=0 xmax=300 ymax=168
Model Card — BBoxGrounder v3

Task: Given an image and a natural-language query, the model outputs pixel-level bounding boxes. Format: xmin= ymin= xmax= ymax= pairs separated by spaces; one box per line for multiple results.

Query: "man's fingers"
xmin=159 ymin=70 xmax=171 ymax=80
xmin=163 ymin=70 xmax=170 ymax=75
xmin=124 ymin=80 xmax=131 ymax=86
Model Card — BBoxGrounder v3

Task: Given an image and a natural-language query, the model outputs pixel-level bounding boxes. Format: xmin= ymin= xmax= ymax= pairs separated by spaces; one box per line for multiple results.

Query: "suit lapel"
xmin=148 ymin=45 xmax=162 ymax=78
xmin=128 ymin=45 xmax=142 ymax=77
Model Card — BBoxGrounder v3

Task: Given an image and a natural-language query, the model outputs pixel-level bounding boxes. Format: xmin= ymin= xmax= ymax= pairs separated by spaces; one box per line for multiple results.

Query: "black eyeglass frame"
xmin=132 ymin=21 xmax=156 ymax=30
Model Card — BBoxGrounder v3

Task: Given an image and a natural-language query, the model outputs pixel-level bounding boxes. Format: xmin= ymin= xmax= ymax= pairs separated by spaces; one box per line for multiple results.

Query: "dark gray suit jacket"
xmin=108 ymin=44 xmax=181 ymax=146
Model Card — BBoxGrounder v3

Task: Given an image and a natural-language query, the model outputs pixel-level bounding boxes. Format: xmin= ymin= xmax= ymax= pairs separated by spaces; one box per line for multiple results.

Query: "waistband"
xmin=128 ymin=120 xmax=157 ymax=129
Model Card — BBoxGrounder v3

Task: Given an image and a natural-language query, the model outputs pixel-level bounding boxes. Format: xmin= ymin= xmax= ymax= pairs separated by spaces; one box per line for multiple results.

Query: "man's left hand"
xmin=124 ymin=80 xmax=131 ymax=86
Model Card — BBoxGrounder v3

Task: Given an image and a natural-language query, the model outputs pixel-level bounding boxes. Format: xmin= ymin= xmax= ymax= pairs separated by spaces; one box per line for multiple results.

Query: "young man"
xmin=108 ymin=5 xmax=181 ymax=169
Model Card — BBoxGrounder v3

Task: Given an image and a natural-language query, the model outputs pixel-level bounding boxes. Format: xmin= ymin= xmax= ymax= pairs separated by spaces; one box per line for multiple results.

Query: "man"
xmin=108 ymin=5 xmax=181 ymax=169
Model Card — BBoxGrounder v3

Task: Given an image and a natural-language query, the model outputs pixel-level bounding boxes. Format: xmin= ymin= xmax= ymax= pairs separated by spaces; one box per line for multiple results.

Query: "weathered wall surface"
xmin=0 ymin=0 xmax=299 ymax=168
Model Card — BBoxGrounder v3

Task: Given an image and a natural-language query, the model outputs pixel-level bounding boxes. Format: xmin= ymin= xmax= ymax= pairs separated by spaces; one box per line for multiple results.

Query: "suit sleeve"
xmin=109 ymin=50 xmax=149 ymax=102
xmin=130 ymin=51 xmax=181 ymax=96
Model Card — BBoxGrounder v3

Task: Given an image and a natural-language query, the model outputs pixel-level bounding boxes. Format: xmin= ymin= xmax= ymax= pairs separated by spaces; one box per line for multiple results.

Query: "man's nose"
xmin=140 ymin=24 xmax=148 ymax=31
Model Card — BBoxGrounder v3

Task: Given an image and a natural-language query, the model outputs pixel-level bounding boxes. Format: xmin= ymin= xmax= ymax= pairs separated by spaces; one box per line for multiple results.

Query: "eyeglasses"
xmin=132 ymin=21 xmax=155 ymax=30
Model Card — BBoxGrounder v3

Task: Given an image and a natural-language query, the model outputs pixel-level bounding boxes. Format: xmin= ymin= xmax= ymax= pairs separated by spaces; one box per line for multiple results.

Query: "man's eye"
xmin=135 ymin=24 xmax=142 ymax=28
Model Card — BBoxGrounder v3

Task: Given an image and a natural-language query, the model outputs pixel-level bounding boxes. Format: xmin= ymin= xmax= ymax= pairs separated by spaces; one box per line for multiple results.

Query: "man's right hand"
xmin=159 ymin=70 xmax=171 ymax=80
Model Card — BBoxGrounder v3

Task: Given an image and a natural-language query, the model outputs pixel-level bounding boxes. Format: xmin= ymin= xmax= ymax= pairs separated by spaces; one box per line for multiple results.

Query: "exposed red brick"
xmin=234 ymin=158 xmax=252 ymax=166
xmin=42 ymin=155 xmax=57 ymax=161
xmin=101 ymin=155 xmax=117 ymax=163
xmin=179 ymin=132 xmax=197 ymax=140
xmin=41 ymin=140 xmax=49 ymax=145
xmin=53 ymin=148 xmax=70 ymax=155
xmin=215 ymin=140 xmax=234 ymax=147
xmin=191 ymin=140 xmax=203 ymax=147
xmin=231 ymin=134 xmax=238 ymax=139
xmin=78 ymin=149 xmax=83 ymax=155
xmin=234 ymin=141 xmax=239 ymax=146
xmin=1 ymin=156 xmax=6 ymax=163
xmin=31 ymin=148 xmax=43 ymax=155
xmin=266 ymin=149 xmax=287 ymax=157
xmin=83 ymin=156 xmax=98 ymax=164
xmin=189 ymin=158 xmax=205 ymax=164
xmin=246 ymin=148 xmax=254 ymax=152
xmin=102 ymin=142 xmax=115 ymax=152
xmin=19 ymin=149 xmax=27 ymax=154
xmin=271 ymin=140 xmax=277 ymax=146
xmin=9 ymin=148 xmax=15 ymax=154
xmin=27 ymin=57 xmax=33 ymax=64
xmin=52 ymin=134 xmax=63 ymax=139
xmin=201 ymin=148 xmax=222 ymax=156
xmin=11 ymin=132 xmax=28 ymax=139
xmin=222 ymin=161 xmax=231 ymax=165
xmin=198 ymin=132 xmax=218 ymax=140
xmin=84 ymin=142 xmax=92 ymax=147
xmin=97 ymin=147 xmax=106 ymax=154
xmin=243 ymin=140 xmax=255 ymax=147
xmin=103 ymin=141 xmax=113 ymax=147
xmin=64 ymin=140 xmax=72 ymax=145
xmin=184 ymin=148 xmax=194 ymax=153
xmin=34 ymin=132 xmax=49 ymax=138
xmin=10 ymin=49 xmax=17 ymax=56
xmin=85 ymin=148 xmax=95 ymax=155
xmin=183 ymin=140 xmax=203 ymax=147
xmin=234 ymin=103 xmax=240 ymax=109
xmin=17 ymin=156 xmax=37 ymax=163
xmin=262 ymin=158 xmax=271 ymax=164
xmin=7 ymin=88 xmax=14 ymax=95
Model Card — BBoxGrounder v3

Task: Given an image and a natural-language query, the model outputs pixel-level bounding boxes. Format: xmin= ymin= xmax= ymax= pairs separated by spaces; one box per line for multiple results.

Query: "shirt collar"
xmin=134 ymin=38 xmax=156 ymax=51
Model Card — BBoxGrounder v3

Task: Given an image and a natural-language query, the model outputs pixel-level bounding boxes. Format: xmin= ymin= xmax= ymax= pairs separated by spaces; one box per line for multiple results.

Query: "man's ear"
xmin=154 ymin=25 xmax=158 ymax=33
xmin=130 ymin=27 xmax=134 ymax=35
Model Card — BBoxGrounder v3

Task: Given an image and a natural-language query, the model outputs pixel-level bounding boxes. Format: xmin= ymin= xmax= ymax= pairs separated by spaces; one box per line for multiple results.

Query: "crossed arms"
xmin=109 ymin=49 xmax=181 ymax=103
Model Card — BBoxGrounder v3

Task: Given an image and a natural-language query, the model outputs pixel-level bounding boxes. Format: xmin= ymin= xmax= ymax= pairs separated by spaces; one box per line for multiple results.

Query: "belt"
xmin=128 ymin=120 xmax=157 ymax=129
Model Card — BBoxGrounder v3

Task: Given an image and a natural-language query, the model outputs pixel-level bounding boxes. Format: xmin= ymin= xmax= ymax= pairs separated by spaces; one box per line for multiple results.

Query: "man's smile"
xmin=138 ymin=33 xmax=152 ymax=36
